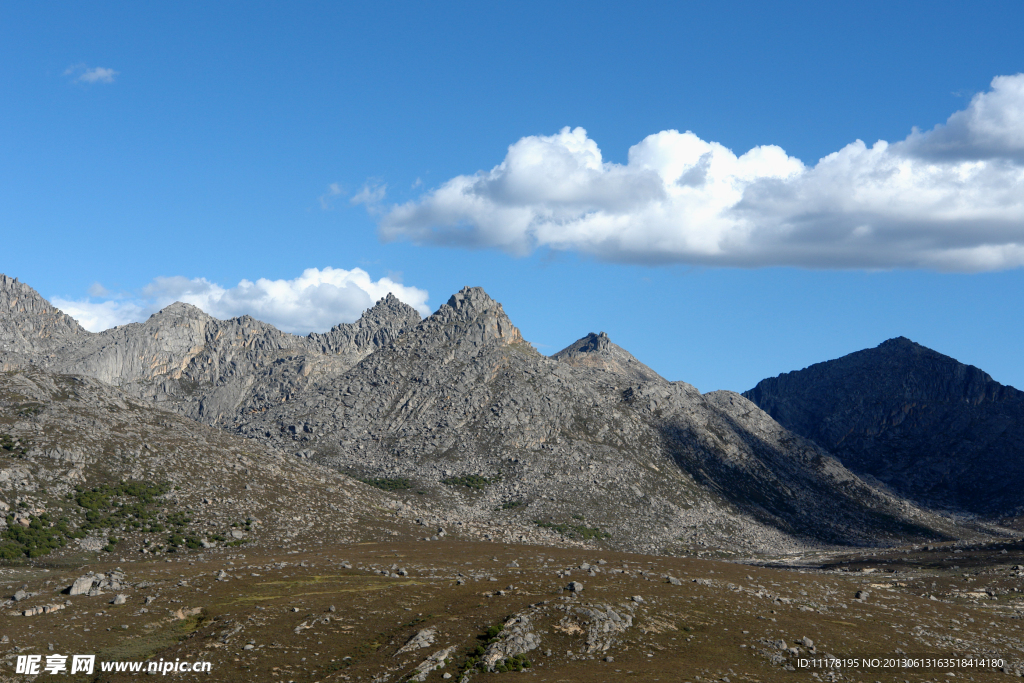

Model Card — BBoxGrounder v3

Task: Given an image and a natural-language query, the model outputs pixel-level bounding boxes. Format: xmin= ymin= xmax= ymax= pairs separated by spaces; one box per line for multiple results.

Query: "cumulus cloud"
xmin=52 ymin=298 xmax=143 ymax=332
xmin=379 ymin=74 xmax=1024 ymax=271
xmin=64 ymin=64 xmax=118 ymax=84
xmin=52 ymin=267 xmax=430 ymax=333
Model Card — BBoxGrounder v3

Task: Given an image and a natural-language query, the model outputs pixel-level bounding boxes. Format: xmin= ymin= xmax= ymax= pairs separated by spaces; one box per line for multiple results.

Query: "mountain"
xmin=0 ymin=276 xmax=1002 ymax=556
xmin=233 ymin=288 xmax=976 ymax=555
xmin=744 ymin=337 xmax=1024 ymax=516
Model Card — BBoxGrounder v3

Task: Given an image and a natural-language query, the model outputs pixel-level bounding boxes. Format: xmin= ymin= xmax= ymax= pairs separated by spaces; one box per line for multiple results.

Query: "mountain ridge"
xmin=0 ymin=274 xmax=422 ymax=425
xmin=1 ymin=274 xmax=1013 ymax=556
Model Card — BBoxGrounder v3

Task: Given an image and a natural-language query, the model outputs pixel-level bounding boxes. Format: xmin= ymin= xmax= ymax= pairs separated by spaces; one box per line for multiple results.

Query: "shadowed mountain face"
xmin=744 ymin=337 xmax=1024 ymax=516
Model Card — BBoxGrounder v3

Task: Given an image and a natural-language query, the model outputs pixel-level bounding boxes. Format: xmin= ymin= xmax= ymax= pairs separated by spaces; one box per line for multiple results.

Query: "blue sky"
xmin=3 ymin=1 xmax=1024 ymax=392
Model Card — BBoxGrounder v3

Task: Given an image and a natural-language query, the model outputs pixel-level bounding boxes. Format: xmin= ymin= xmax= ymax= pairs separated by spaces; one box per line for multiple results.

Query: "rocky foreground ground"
xmin=2 ymin=539 xmax=1024 ymax=682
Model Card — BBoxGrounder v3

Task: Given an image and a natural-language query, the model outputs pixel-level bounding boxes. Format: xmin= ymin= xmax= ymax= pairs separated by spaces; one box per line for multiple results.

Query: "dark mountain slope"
xmin=744 ymin=337 xmax=1024 ymax=516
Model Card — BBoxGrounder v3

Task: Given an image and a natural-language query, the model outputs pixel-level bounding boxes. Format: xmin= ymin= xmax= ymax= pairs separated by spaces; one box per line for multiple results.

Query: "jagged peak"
xmin=318 ymin=293 xmax=421 ymax=336
xmin=553 ymin=331 xmax=611 ymax=357
xmin=0 ymin=273 xmax=88 ymax=338
xmin=412 ymin=286 xmax=522 ymax=347
xmin=443 ymin=286 xmax=498 ymax=315
xmin=367 ymin=292 xmax=421 ymax=317
xmin=147 ymin=301 xmax=213 ymax=323
xmin=551 ymin=331 xmax=664 ymax=382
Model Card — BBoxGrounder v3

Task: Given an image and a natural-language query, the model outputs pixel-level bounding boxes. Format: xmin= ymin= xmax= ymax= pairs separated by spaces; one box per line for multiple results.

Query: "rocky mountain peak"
xmin=571 ymin=331 xmax=611 ymax=353
xmin=0 ymin=273 xmax=87 ymax=366
xmin=552 ymin=331 xmax=663 ymax=383
xmin=879 ymin=335 xmax=915 ymax=348
xmin=417 ymin=286 xmax=523 ymax=348
xmin=356 ymin=293 xmax=422 ymax=326
xmin=145 ymin=301 xmax=213 ymax=325
xmin=308 ymin=294 xmax=421 ymax=356
xmin=443 ymin=286 xmax=499 ymax=317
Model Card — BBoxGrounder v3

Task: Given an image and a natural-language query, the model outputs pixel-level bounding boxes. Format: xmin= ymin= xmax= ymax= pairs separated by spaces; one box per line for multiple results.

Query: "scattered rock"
xmin=396 ymin=627 xmax=437 ymax=655
xmin=407 ymin=646 xmax=457 ymax=682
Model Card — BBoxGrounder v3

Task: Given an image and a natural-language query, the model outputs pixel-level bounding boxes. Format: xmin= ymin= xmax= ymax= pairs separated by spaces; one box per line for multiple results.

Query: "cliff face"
xmin=744 ymin=337 xmax=1024 ymax=516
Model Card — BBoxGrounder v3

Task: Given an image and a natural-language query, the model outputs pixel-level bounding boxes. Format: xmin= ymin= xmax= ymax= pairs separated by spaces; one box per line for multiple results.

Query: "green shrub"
xmin=494 ymin=654 xmax=531 ymax=672
xmin=442 ymin=474 xmax=492 ymax=490
xmin=0 ymin=434 xmax=27 ymax=458
xmin=456 ymin=623 xmax=508 ymax=677
xmin=1 ymin=513 xmax=71 ymax=558
xmin=166 ymin=512 xmax=191 ymax=527
xmin=74 ymin=481 xmax=172 ymax=534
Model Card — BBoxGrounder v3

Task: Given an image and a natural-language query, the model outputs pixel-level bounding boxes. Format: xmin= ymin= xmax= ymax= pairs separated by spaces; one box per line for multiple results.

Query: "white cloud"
xmin=351 ymin=179 xmax=387 ymax=206
xmin=53 ymin=267 xmax=430 ymax=334
xmin=379 ymin=73 xmax=1024 ymax=272
xmin=65 ymin=64 xmax=118 ymax=84
xmin=51 ymin=298 xmax=143 ymax=332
